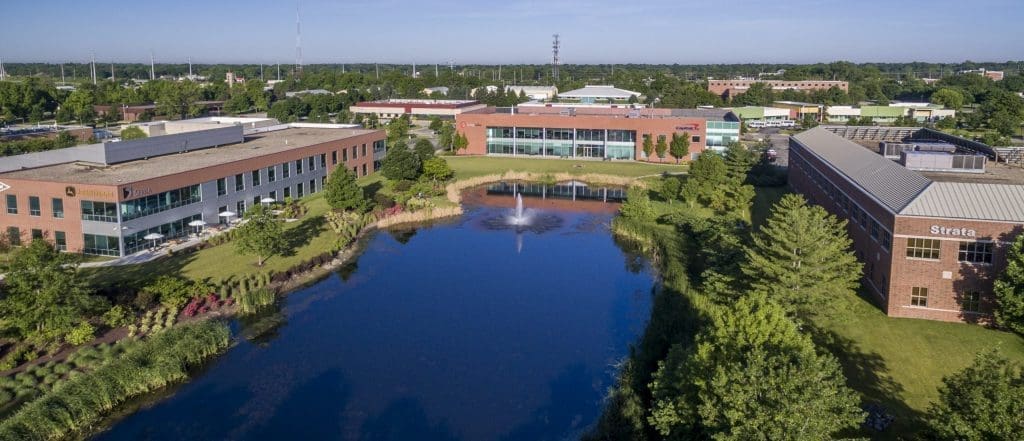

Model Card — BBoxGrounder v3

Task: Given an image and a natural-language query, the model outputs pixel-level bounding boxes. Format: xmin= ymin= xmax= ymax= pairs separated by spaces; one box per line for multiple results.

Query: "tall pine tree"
xmin=743 ymin=194 xmax=861 ymax=316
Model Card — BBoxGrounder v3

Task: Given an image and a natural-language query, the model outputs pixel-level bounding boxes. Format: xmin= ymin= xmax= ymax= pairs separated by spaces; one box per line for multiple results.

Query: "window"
xmin=881 ymin=231 xmax=892 ymax=252
xmin=31 ymin=229 xmax=42 ymax=240
xmin=82 ymin=234 xmax=119 ymax=256
xmin=961 ymin=291 xmax=981 ymax=313
xmin=236 ymin=200 xmax=246 ymax=214
xmin=6 ymin=227 xmax=19 ymax=246
xmin=28 ymin=196 xmax=40 ymax=216
xmin=307 ymin=156 xmax=315 ymax=171
xmin=362 ymin=164 xmax=367 ymax=176
xmin=119 ymin=185 xmax=201 ymax=221
xmin=342 ymin=148 xmax=348 ymax=161
xmin=295 ymin=159 xmax=303 ymax=174
xmin=351 ymin=146 xmax=357 ymax=159
xmin=320 ymin=153 xmax=327 ymax=168
xmin=282 ymin=162 xmax=291 ymax=178
xmin=906 ymin=238 xmax=941 ymax=260
xmin=81 ymin=201 xmax=118 ymax=222
xmin=309 ymin=179 xmax=316 ymax=194
xmin=251 ymin=170 xmax=261 ymax=186
xmin=297 ymin=182 xmax=304 ymax=197
xmin=54 ymin=231 xmax=66 ymax=251
xmin=253 ymin=196 xmax=260 ymax=206
xmin=217 ymin=178 xmax=227 ymax=196
xmin=321 ymin=176 xmax=326 ymax=189
xmin=6 ymin=195 xmax=16 ymax=214
xmin=361 ymin=144 xmax=367 ymax=157
xmin=911 ymin=287 xmax=928 ymax=307
xmin=268 ymin=166 xmax=277 ymax=183
xmin=870 ymin=221 xmax=879 ymax=240
xmin=269 ymin=190 xmax=277 ymax=201
xmin=218 ymin=205 xmax=228 ymax=224
xmin=283 ymin=187 xmax=291 ymax=198
xmin=52 ymin=198 xmax=64 ymax=219
xmin=332 ymin=151 xmax=338 ymax=165
xmin=235 ymin=173 xmax=245 ymax=191
xmin=691 ymin=135 xmax=701 ymax=143
xmin=958 ymin=242 xmax=993 ymax=264
xmin=353 ymin=166 xmax=359 ymax=176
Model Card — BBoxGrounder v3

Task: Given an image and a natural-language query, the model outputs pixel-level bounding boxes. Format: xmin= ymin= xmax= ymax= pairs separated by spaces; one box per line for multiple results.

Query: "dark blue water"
xmin=94 ymin=199 xmax=653 ymax=441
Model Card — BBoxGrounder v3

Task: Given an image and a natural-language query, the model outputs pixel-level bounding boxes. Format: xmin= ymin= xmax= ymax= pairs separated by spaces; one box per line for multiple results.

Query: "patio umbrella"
xmin=143 ymin=232 xmax=165 ymax=249
xmin=218 ymin=210 xmax=237 ymax=223
xmin=260 ymin=197 xmax=276 ymax=205
xmin=188 ymin=219 xmax=206 ymax=234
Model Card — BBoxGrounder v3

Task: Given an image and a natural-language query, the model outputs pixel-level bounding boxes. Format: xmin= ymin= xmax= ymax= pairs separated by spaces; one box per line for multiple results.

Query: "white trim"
xmin=900 ymin=305 xmax=989 ymax=316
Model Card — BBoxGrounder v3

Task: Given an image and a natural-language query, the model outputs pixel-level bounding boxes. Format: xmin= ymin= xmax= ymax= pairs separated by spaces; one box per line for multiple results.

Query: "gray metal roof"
xmin=900 ymin=182 xmax=1024 ymax=222
xmin=792 ymin=127 xmax=931 ymax=212
xmin=669 ymin=108 xmax=739 ymax=121
xmin=558 ymin=85 xmax=640 ymax=99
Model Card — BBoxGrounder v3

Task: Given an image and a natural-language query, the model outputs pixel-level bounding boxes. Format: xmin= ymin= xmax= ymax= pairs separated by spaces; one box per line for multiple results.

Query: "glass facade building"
xmin=705 ymin=121 xmax=741 ymax=149
xmin=485 ymin=126 xmax=636 ymax=160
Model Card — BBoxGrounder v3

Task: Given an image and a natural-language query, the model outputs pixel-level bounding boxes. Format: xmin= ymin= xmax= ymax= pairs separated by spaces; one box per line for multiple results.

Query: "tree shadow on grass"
xmin=83 ymin=251 xmax=199 ymax=300
xmin=362 ymin=180 xmax=384 ymax=200
xmin=808 ymin=324 xmax=925 ymax=439
xmin=281 ymin=215 xmax=327 ymax=257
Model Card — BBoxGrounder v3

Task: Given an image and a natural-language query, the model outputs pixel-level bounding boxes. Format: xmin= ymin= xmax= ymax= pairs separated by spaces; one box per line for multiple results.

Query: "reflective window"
xmin=83 ymin=233 xmax=119 ymax=256
xmin=906 ymin=238 xmax=940 ymax=260
xmin=29 ymin=196 xmax=40 ymax=216
xmin=5 ymin=195 xmax=16 ymax=214
xmin=120 ymin=185 xmax=201 ymax=221
xmin=52 ymin=198 xmax=64 ymax=219
xmin=81 ymin=201 xmax=118 ymax=222
xmin=958 ymin=242 xmax=993 ymax=264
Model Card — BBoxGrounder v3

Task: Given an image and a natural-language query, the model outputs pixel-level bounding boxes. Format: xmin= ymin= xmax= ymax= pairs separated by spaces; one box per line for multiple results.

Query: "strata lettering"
xmin=930 ymin=225 xmax=976 ymax=237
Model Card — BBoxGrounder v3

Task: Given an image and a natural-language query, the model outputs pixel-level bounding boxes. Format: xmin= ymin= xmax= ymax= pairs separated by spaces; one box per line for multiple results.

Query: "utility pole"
xmin=0 ymin=56 xmax=6 ymax=81
xmin=149 ymin=51 xmax=155 ymax=81
xmin=376 ymin=63 xmax=379 ymax=80
xmin=111 ymin=63 xmax=115 ymax=82
xmin=435 ymin=64 xmax=438 ymax=78
xmin=60 ymin=63 xmax=65 ymax=85
xmin=412 ymin=62 xmax=416 ymax=78
xmin=277 ymin=63 xmax=281 ymax=81
xmin=260 ymin=63 xmax=264 ymax=81
xmin=188 ymin=57 xmax=193 ymax=78
xmin=91 ymin=52 xmax=97 ymax=85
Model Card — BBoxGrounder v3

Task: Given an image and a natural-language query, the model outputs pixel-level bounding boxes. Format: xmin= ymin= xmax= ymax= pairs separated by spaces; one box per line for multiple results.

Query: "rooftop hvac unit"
xmin=900 ymin=151 xmax=986 ymax=173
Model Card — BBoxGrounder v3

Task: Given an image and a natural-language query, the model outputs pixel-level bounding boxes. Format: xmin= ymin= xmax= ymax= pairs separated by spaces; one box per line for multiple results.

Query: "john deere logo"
xmin=65 ymin=186 xmax=76 ymax=197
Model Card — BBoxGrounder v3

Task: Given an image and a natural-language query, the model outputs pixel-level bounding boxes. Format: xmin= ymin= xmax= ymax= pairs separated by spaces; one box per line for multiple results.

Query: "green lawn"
xmin=445 ymin=156 xmax=686 ymax=179
xmin=83 ymin=193 xmax=339 ymax=288
xmin=813 ymin=294 xmax=1024 ymax=437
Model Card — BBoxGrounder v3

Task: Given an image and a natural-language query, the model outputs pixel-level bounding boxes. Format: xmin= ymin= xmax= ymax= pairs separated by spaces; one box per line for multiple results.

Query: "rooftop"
xmin=352 ymin=99 xmax=482 ymax=109
xmin=0 ymin=127 xmax=377 ymax=186
xmin=558 ymin=85 xmax=641 ymax=100
xmin=793 ymin=127 xmax=1024 ymax=222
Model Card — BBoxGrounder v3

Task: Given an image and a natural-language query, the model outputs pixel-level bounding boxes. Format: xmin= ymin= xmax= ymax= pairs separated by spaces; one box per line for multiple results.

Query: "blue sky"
xmin=2 ymin=0 xmax=1022 ymax=64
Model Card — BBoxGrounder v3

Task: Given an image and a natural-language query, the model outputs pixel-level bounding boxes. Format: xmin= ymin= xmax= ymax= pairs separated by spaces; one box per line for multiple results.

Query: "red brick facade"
xmin=708 ymin=79 xmax=849 ymax=100
xmin=789 ymin=140 xmax=1021 ymax=323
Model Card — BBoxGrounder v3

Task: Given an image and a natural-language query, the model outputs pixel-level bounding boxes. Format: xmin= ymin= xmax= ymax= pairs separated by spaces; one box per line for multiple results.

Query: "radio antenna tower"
xmin=295 ymin=1 xmax=303 ymax=77
xmin=551 ymin=34 xmax=560 ymax=83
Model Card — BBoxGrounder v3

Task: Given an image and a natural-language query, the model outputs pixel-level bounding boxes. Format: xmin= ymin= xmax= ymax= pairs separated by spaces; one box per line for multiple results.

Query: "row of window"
xmin=791 ymin=153 xmax=893 ymax=251
xmin=120 ymin=185 xmax=202 ymax=221
xmin=218 ymin=154 xmax=329 ymax=196
xmin=904 ymin=238 xmax=993 ymax=264
xmin=910 ymin=287 xmax=982 ymax=313
xmin=5 ymin=195 xmax=65 ymax=218
xmin=5 ymin=227 xmax=67 ymax=250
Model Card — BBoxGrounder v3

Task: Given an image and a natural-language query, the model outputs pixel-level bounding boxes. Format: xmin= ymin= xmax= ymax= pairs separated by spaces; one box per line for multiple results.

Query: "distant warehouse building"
xmin=789 ymin=127 xmax=1024 ymax=323
xmin=708 ymin=79 xmax=849 ymax=100
xmin=454 ymin=105 xmax=739 ymax=162
xmin=349 ymin=99 xmax=487 ymax=121
xmin=0 ymin=120 xmax=385 ymax=257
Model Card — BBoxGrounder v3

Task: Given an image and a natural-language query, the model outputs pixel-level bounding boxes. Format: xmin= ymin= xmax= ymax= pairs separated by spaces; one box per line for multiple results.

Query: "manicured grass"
xmin=445 ymin=156 xmax=685 ymax=179
xmin=813 ymin=294 xmax=1024 ymax=437
xmin=83 ymin=193 xmax=339 ymax=288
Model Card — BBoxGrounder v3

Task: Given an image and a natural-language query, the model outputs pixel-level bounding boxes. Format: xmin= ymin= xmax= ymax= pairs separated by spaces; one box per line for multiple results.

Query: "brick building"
xmin=455 ymin=106 xmax=740 ymax=162
xmin=0 ymin=122 xmax=384 ymax=257
xmin=708 ymin=79 xmax=849 ymax=100
xmin=789 ymin=127 xmax=1024 ymax=322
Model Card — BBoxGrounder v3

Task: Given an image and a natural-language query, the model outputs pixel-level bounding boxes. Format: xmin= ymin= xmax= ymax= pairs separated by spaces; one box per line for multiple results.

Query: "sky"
xmin=1 ymin=0 xmax=1022 ymax=65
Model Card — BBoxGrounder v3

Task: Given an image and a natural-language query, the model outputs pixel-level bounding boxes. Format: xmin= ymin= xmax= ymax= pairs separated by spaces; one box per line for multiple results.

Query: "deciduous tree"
xmin=324 ymin=167 xmax=369 ymax=212
xmin=421 ymin=157 xmax=454 ymax=186
xmin=642 ymin=134 xmax=654 ymax=159
xmin=995 ymin=234 xmax=1024 ymax=334
xmin=649 ymin=292 xmax=863 ymax=439
xmin=235 ymin=205 xmax=287 ymax=266
xmin=0 ymin=240 xmax=103 ymax=346
xmin=655 ymin=135 xmax=668 ymax=160
xmin=926 ymin=350 xmax=1024 ymax=439
xmin=669 ymin=132 xmax=690 ymax=164
xmin=119 ymin=126 xmax=147 ymax=140
xmin=381 ymin=141 xmax=421 ymax=180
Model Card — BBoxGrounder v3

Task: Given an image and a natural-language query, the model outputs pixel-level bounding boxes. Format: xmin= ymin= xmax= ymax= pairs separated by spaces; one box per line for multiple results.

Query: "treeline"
xmin=0 ymin=132 xmax=78 ymax=157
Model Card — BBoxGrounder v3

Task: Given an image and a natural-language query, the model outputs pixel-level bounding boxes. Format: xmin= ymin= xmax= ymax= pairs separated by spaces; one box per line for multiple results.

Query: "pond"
xmin=93 ymin=183 xmax=654 ymax=441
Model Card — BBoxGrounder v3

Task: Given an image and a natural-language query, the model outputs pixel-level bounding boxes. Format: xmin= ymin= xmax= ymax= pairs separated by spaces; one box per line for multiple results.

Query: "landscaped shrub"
xmin=393 ymin=180 xmax=414 ymax=192
xmin=101 ymin=306 xmax=133 ymax=331
xmin=0 ymin=389 xmax=13 ymax=405
xmin=65 ymin=322 xmax=96 ymax=346
xmin=0 ymin=321 xmax=230 ymax=440
xmin=52 ymin=364 xmax=71 ymax=376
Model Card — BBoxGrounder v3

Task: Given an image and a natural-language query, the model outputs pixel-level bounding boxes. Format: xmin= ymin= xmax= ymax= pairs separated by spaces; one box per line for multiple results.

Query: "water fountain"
xmin=509 ymin=193 xmax=531 ymax=226
xmin=481 ymin=187 xmax=564 ymax=235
